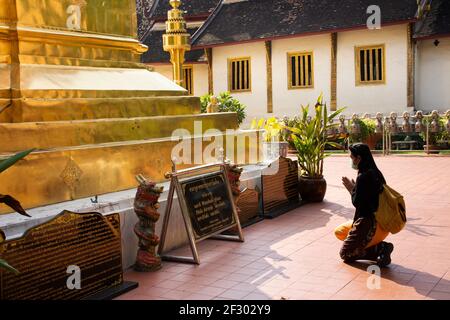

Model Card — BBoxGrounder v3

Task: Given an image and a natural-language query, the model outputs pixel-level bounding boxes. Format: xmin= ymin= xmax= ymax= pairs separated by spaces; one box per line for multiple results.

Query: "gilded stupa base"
xmin=0 ymin=130 xmax=261 ymax=214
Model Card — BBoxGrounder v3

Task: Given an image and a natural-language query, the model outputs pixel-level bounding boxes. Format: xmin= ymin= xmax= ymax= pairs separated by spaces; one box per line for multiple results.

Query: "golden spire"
xmin=163 ymin=0 xmax=191 ymax=87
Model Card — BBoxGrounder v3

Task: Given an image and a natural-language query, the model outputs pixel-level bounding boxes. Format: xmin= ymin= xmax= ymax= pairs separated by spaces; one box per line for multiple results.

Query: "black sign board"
xmin=158 ymin=162 xmax=244 ymax=265
xmin=181 ymin=172 xmax=236 ymax=240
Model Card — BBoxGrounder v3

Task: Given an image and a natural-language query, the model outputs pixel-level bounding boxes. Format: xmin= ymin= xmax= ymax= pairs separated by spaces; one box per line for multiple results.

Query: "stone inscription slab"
xmin=236 ymin=188 xmax=261 ymax=225
xmin=0 ymin=211 xmax=123 ymax=300
xmin=262 ymin=157 xmax=300 ymax=216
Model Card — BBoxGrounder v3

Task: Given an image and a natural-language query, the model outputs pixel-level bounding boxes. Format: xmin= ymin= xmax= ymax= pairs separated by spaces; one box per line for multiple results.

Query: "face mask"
xmin=351 ymin=159 xmax=359 ymax=170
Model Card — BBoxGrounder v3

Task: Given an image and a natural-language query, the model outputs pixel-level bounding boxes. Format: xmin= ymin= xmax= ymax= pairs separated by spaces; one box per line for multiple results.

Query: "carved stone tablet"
xmin=262 ymin=157 xmax=300 ymax=218
xmin=236 ymin=188 xmax=261 ymax=226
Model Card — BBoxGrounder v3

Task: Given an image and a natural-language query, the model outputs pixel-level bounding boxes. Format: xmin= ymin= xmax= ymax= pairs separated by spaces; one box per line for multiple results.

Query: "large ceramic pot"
xmin=298 ymin=175 xmax=327 ymax=203
xmin=364 ymin=133 xmax=382 ymax=150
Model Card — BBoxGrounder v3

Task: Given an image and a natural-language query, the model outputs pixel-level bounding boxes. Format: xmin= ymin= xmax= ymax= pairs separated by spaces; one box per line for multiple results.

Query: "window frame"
xmin=227 ymin=57 xmax=252 ymax=93
xmin=354 ymin=44 xmax=386 ymax=86
xmin=287 ymin=51 xmax=315 ymax=90
xmin=182 ymin=65 xmax=194 ymax=96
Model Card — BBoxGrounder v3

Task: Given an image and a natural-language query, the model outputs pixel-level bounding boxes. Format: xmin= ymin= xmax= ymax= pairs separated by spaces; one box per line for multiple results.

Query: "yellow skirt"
xmin=334 ymin=220 xmax=389 ymax=248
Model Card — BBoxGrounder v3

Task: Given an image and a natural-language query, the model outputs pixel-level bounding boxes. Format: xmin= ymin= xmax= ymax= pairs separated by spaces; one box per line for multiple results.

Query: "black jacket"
xmin=351 ymin=168 xmax=385 ymax=221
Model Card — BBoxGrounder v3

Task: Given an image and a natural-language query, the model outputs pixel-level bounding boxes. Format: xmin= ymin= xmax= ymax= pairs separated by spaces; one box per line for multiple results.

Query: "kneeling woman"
xmin=336 ymin=143 xmax=394 ymax=267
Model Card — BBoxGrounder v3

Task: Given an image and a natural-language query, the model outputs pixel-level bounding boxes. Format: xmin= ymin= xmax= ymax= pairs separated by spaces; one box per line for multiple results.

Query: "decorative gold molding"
xmin=287 ymin=51 xmax=314 ymax=89
xmin=265 ymin=41 xmax=273 ymax=113
xmin=330 ymin=33 xmax=337 ymax=111
xmin=60 ymin=158 xmax=83 ymax=196
xmin=16 ymin=26 xmax=148 ymax=54
xmin=355 ymin=44 xmax=386 ymax=86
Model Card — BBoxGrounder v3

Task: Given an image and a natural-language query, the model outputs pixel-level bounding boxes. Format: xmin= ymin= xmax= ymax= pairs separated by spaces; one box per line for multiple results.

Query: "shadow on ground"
xmin=347 ymin=261 xmax=448 ymax=299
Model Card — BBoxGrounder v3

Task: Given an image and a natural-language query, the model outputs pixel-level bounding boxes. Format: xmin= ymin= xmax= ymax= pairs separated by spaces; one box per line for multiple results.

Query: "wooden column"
xmin=330 ymin=33 xmax=337 ymax=111
xmin=205 ymin=48 xmax=214 ymax=95
xmin=265 ymin=40 xmax=273 ymax=113
xmin=407 ymin=23 xmax=415 ymax=108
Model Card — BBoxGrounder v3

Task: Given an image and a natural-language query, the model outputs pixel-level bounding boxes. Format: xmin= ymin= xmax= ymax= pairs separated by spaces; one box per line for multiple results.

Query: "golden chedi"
xmin=0 ymin=0 xmax=259 ymax=214
xmin=163 ymin=0 xmax=191 ymax=87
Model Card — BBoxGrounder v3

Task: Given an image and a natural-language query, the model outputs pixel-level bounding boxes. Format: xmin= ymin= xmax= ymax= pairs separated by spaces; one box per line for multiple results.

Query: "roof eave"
xmin=192 ymin=19 xmax=417 ymax=50
xmin=153 ymin=13 xmax=211 ymax=23
xmin=414 ymin=32 xmax=450 ymax=40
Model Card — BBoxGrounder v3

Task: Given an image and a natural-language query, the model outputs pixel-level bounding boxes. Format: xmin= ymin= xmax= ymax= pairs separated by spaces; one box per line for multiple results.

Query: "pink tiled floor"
xmin=117 ymin=156 xmax=450 ymax=300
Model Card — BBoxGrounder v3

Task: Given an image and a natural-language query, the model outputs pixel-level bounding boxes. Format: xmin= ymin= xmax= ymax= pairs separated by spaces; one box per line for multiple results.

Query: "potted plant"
xmin=251 ymin=117 xmax=289 ymax=161
xmin=419 ymin=115 xmax=444 ymax=154
xmin=436 ymin=117 xmax=450 ymax=150
xmin=0 ymin=149 xmax=34 ymax=274
xmin=361 ymin=118 xmax=380 ymax=150
xmin=287 ymin=95 xmax=345 ymax=202
xmin=349 ymin=118 xmax=379 ymax=150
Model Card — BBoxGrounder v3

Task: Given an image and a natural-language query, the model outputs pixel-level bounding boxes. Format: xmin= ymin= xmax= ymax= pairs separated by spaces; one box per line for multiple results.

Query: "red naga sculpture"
xmin=225 ymin=164 xmax=243 ymax=228
xmin=133 ymin=174 xmax=164 ymax=272
xmin=226 ymin=164 xmax=243 ymax=201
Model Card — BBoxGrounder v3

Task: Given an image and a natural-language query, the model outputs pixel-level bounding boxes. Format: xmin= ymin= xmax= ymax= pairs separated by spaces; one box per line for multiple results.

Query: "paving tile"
xmin=277 ymin=288 xmax=310 ymax=300
xmin=433 ymin=282 xmax=450 ymax=293
xmin=242 ymin=292 xmax=272 ymax=300
xmin=427 ymin=291 xmax=450 ymax=300
xmin=221 ymin=273 xmax=252 ymax=282
xmin=210 ymin=279 xmax=241 ymax=289
xmin=218 ymin=289 xmax=251 ymax=300
xmin=234 ymin=267 xmax=264 ymax=277
xmin=197 ymin=286 xmax=228 ymax=297
xmin=153 ymin=280 xmax=185 ymax=290
xmin=230 ymin=282 xmax=259 ymax=293
xmin=184 ymin=293 xmax=215 ymax=300
xmin=158 ymin=289 xmax=192 ymax=300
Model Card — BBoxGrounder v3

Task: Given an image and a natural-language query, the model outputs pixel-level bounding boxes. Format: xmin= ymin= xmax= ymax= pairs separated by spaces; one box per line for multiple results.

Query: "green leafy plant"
xmin=437 ymin=118 xmax=450 ymax=145
xmin=287 ymin=94 xmax=346 ymax=178
xmin=0 ymin=148 xmax=34 ymax=274
xmin=200 ymin=92 xmax=247 ymax=125
xmin=419 ymin=117 xmax=449 ymax=145
xmin=281 ymin=117 xmax=300 ymax=147
xmin=349 ymin=118 xmax=376 ymax=142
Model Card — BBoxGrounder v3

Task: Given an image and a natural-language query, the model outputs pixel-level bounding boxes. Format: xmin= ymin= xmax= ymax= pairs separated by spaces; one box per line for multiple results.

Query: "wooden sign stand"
xmin=157 ymin=157 xmax=244 ymax=265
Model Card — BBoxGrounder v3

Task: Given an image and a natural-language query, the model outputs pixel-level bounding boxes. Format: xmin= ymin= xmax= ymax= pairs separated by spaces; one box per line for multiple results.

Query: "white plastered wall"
xmin=415 ymin=38 xmax=450 ymax=112
xmin=336 ymin=24 xmax=409 ymax=116
xmin=212 ymin=42 xmax=267 ymax=125
xmin=272 ymin=34 xmax=332 ymax=118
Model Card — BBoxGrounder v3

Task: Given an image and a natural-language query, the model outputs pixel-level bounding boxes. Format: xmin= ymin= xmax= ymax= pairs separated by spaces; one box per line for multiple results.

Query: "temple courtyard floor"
xmin=118 ymin=156 xmax=450 ymax=300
